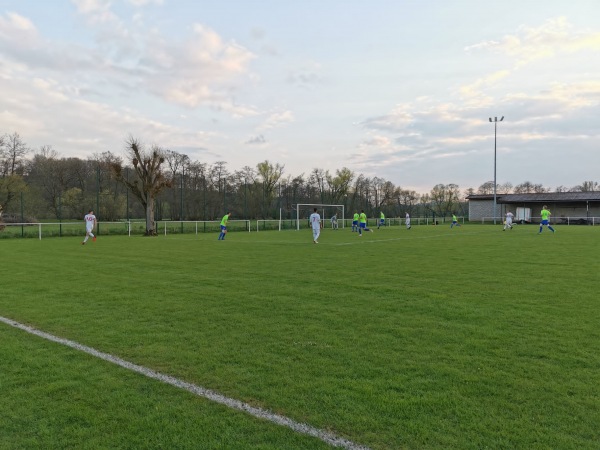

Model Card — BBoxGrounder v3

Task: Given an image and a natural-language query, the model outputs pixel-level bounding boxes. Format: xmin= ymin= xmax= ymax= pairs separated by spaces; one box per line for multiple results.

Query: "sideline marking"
xmin=0 ymin=316 xmax=370 ymax=450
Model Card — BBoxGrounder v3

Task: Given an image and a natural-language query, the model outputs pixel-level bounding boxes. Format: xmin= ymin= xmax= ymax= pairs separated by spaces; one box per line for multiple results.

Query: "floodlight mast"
xmin=489 ymin=116 xmax=504 ymax=224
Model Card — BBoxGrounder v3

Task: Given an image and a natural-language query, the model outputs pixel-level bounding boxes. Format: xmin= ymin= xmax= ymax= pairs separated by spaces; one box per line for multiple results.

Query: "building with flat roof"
xmin=466 ymin=192 xmax=600 ymax=224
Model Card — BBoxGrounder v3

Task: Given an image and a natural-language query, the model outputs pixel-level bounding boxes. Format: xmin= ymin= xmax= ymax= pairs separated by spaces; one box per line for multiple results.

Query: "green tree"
xmin=257 ymin=160 xmax=284 ymax=218
xmin=325 ymin=167 xmax=354 ymax=205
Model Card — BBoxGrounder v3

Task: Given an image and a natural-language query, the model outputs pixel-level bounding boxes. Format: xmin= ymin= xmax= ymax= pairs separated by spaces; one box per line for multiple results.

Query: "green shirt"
xmin=353 ymin=213 xmax=359 ymax=222
xmin=359 ymin=213 xmax=367 ymax=224
xmin=220 ymin=214 xmax=229 ymax=226
xmin=452 ymin=214 xmax=457 ymax=222
xmin=380 ymin=212 xmax=385 ymax=219
xmin=541 ymin=209 xmax=551 ymax=220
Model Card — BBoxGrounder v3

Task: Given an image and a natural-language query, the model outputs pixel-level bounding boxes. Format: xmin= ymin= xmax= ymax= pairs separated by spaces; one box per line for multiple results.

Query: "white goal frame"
xmin=296 ymin=203 xmax=345 ymax=230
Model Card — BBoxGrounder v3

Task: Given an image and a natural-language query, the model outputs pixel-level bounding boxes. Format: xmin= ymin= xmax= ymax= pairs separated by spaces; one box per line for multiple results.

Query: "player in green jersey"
xmin=218 ymin=212 xmax=230 ymax=240
xmin=451 ymin=213 xmax=461 ymax=228
xmin=352 ymin=212 xmax=359 ymax=232
xmin=378 ymin=211 xmax=385 ymax=229
xmin=538 ymin=206 xmax=555 ymax=234
xmin=358 ymin=210 xmax=373 ymax=236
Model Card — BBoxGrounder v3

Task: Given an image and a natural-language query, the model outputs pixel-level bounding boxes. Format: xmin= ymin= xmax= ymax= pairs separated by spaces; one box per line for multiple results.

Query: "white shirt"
xmin=84 ymin=213 xmax=96 ymax=229
xmin=310 ymin=212 xmax=321 ymax=229
xmin=506 ymin=212 xmax=514 ymax=221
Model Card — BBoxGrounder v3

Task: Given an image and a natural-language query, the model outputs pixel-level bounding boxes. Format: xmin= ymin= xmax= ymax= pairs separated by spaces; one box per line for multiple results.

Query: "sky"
xmin=1 ymin=0 xmax=599 ymax=193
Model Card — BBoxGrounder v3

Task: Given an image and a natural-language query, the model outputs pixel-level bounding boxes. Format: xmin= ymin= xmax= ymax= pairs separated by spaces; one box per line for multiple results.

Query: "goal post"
xmin=296 ymin=204 xmax=345 ymax=231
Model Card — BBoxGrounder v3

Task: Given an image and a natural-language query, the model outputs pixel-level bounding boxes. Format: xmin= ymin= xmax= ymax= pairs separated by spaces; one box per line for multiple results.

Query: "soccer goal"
xmin=295 ymin=204 xmax=345 ymax=230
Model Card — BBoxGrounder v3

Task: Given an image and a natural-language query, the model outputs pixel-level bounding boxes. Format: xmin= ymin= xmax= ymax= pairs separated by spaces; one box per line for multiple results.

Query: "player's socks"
xmin=539 ymin=226 xmax=543 ymax=233
xmin=549 ymin=226 xmax=555 ymax=233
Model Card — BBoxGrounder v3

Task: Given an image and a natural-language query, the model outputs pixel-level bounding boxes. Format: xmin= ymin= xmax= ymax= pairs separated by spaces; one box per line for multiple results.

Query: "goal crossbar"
xmin=296 ymin=203 xmax=345 ymax=230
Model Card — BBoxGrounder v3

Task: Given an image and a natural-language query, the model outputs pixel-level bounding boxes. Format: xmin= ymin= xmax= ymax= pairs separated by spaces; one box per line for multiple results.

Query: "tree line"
xmin=0 ymin=132 xmax=598 ymax=234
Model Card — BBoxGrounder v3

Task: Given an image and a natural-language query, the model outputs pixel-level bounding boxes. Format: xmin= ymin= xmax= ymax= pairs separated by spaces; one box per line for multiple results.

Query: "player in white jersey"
xmin=503 ymin=211 xmax=514 ymax=231
xmin=310 ymin=208 xmax=321 ymax=243
xmin=82 ymin=209 xmax=97 ymax=244
xmin=405 ymin=212 xmax=411 ymax=229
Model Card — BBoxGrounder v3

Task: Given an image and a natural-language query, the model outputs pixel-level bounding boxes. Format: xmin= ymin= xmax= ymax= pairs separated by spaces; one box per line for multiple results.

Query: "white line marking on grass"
xmin=0 ymin=316 xmax=370 ymax=450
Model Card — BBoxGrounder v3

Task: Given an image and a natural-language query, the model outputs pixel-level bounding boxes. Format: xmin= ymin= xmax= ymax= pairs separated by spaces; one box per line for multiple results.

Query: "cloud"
xmin=0 ymin=11 xmax=39 ymax=50
xmin=354 ymin=73 xmax=600 ymax=183
xmin=2 ymin=4 xmax=254 ymax=113
xmin=245 ymin=135 xmax=266 ymax=145
xmin=286 ymin=62 xmax=323 ymax=89
xmin=258 ymin=110 xmax=294 ymax=130
xmin=459 ymin=70 xmax=511 ymax=101
xmin=459 ymin=17 xmax=600 ymax=103
xmin=0 ymin=11 xmax=36 ymax=33
xmin=143 ymin=24 xmax=256 ymax=109
xmin=465 ymin=17 xmax=600 ymax=67
xmin=127 ymin=0 xmax=164 ymax=5
xmin=360 ymin=135 xmax=392 ymax=148
xmin=71 ymin=0 xmax=120 ymax=24
xmin=0 ymin=70 xmax=214 ymax=160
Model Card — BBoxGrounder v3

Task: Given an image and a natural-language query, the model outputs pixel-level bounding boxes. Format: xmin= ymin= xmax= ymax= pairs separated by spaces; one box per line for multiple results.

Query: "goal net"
xmin=296 ymin=204 xmax=345 ymax=230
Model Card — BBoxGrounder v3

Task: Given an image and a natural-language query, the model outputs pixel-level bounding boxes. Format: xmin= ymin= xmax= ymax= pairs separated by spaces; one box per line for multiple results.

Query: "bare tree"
xmin=498 ymin=182 xmax=513 ymax=194
xmin=309 ymin=168 xmax=327 ymax=203
xmin=110 ymin=137 xmax=172 ymax=236
xmin=0 ymin=132 xmax=29 ymax=177
xmin=573 ymin=181 xmax=598 ymax=192
xmin=477 ymin=181 xmax=495 ymax=195
xmin=514 ymin=181 xmax=535 ymax=194
xmin=0 ymin=133 xmax=29 ymax=212
xmin=394 ymin=187 xmax=420 ymax=216
xmin=429 ymin=184 xmax=461 ymax=217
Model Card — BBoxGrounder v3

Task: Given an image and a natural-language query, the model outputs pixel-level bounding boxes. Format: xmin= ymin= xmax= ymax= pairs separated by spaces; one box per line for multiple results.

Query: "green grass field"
xmin=1 ymin=224 xmax=599 ymax=449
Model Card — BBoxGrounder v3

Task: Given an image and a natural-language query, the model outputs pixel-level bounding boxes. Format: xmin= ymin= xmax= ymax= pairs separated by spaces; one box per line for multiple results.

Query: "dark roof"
xmin=467 ymin=192 xmax=600 ymax=203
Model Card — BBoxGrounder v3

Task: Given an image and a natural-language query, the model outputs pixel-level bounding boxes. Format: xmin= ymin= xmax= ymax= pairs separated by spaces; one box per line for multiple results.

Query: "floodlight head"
xmin=500 ymin=116 xmax=504 ymax=121
xmin=489 ymin=118 xmax=492 ymax=122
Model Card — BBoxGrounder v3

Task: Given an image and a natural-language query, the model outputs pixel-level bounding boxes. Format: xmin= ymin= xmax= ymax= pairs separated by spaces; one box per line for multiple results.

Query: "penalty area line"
xmin=0 ymin=316 xmax=370 ymax=450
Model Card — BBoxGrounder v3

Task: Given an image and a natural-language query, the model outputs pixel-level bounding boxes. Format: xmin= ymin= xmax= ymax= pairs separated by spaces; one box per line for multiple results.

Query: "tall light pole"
xmin=489 ymin=116 xmax=504 ymax=224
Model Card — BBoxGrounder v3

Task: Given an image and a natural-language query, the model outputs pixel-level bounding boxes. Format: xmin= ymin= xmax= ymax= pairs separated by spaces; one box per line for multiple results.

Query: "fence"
xmin=0 ymin=220 xmax=251 ymax=239
xmin=0 ymin=216 xmax=469 ymax=239
xmin=480 ymin=216 xmax=599 ymax=225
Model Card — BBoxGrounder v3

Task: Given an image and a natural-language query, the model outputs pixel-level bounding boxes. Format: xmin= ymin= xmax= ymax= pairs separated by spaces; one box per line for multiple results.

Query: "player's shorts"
xmin=380 ymin=219 xmax=384 ymax=224
xmin=360 ymin=223 xmax=366 ymax=229
xmin=352 ymin=220 xmax=358 ymax=226
xmin=541 ymin=219 xmax=549 ymax=225
xmin=86 ymin=226 xmax=94 ymax=232
xmin=452 ymin=221 xmax=457 ymax=225
xmin=220 ymin=225 xmax=227 ymax=231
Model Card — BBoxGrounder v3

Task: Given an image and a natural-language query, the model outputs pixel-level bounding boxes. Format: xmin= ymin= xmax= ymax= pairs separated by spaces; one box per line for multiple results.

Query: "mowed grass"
xmin=1 ymin=224 xmax=599 ymax=449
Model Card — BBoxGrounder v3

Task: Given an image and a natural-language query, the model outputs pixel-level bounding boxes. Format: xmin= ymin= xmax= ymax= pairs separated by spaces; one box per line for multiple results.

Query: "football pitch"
xmin=1 ymin=224 xmax=599 ymax=449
